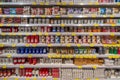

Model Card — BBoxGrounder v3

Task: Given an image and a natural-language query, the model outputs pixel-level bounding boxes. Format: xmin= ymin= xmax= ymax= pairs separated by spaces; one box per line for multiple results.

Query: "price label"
xmin=69 ymin=2 xmax=74 ymax=5
xmin=62 ymin=55 xmax=65 ymax=58
xmin=12 ymin=44 xmax=16 ymax=47
xmin=53 ymin=78 xmax=58 ymax=80
xmin=77 ymin=44 xmax=81 ymax=47
xmin=56 ymin=32 xmax=61 ymax=36
xmin=68 ymin=15 xmax=73 ymax=18
xmin=14 ymin=78 xmax=18 ymax=80
xmin=60 ymin=24 xmax=65 ymax=27
xmin=95 ymin=78 xmax=99 ymax=80
xmin=32 ymin=2 xmax=37 ymax=5
xmin=72 ymin=32 xmax=76 ymax=36
xmin=28 ymin=54 xmax=32 ymax=58
xmin=33 ymin=44 xmax=37 ymax=47
xmin=90 ymin=44 xmax=94 ymax=47
xmin=33 ymin=33 xmax=36 ymax=35
xmin=31 ymin=15 xmax=35 ymax=18
xmin=3 ymin=78 xmax=7 ymax=80
xmin=92 ymin=55 xmax=97 ymax=58
xmin=88 ymin=2 xmax=92 ymax=5
xmin=41 ymin=15 xmax=46 ymax=18
xmin=40 ymin=2 xmax=44 ymax=5
xmin=48 ymin=54 xmax=51 ymax=58
xmin=94 ymin=23 xmax=99 ymax=27
xmin=111 ymin=24 xmax=116 ymax=27
xmin=26 ymin=78 xmax=30 ymax=80
xmin=39 ymin=32 xmax=42 ymax=36
xmin=87 ymin=78 xmax=91 ymax=80
xmin=110 ymin=15 xmax=114 ymax=18
xmin=93 ymin=65 xmax=97 ymax=69
xmin=42 ymin=78 xmax=46 ymax=80
xmin=0 ymin=24 xmax=3 ymax=27
xmin=2 ymin=65 xmax=7 ymax=69
xmin=108 ymin=55 xmax=112 ymax=59
xmin=95 ymin=2 xmax=99 ymax=5
xmin=45 ymin=2 xmax=49 ymax=5
xmin=117 ymin=2 xmax=120 ymax=5
xmin=92 ymin=14 xmax=96 ymax=18
xmin=48 ymin=44 xmax=52 ymax=47
xmin=25 ymin=44 xmax=30 ymax=47
xmin=57 ymin=2 xmax=61 ymax=5
xmin=76 ymin=55 xmax=79 ymax=58
xmin=62 ymin=2 xmax=66 ymax=5
xmin=110 ymin=33 xmax=115 ymax=36
xmin=0 ymin=44 xmax=4 ymax=47
xmin=89 ymin=32 xmax=93 ymax=36
xmin=103 ymin=15 xmax=106 ymax=18
xmin=45 ymin=32 xmax=48 ymax=36
xmin=1 ymin=33 xmax=5 ymax=36
xmin=7 ymin=24 xmax=11 ymax=26
xmin=75 ymin=78 xmax=79 ymax=80
xmin=15 ymin=24 xmax=19 ymax=26
xmin=20 ymin=65 xmax=24 ymax=69
xmin=55 ymin=16 xmax=60 ymax=18
xmin=57 ymin=55 xmax=60 ymax=58
xmin=66 ymin=44 xmax=71 ymax=47
xmin=78 ymin=66 xmax=82 ymax=69
xmin=80 ymin=55 xmax=83 ymax=58
xmin=7 ymin=54 xmax=11 ymax=58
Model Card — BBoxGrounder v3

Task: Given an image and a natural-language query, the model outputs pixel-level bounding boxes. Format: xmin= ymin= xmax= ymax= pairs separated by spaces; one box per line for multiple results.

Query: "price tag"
xmin=111 ymin=24 xmax=116 ymax=27
xmin=89 ymin=32 xmax=93 ymax=36
xmin=93 ymin=65 xmax=97 ymax=69
xmin=77 ymin=44 xmax=81 ymax=47
xmin=72 ymin=32 xmax=76 ymax=36
xmin=68 ymin=15 xmax=73 ymax=18
xmin=25 ymin=44 xmax=30 ymax=47
xmin=60 ymin=24 xmax=65 ymax=27
xmin=117 ymin=2 xmax=120 ymax=5
xmin=57 ymin=2 xmax=61 ymax=5
xmin=55 ymin=16 xmax=60 ymax=18
xmin=95 ymin=78 xmax=99 ymax=80
xmin=69 ymin=2 xmax=74 ymax=5
xmin=108 ymin=55 xmax=112 ymax=59
xmin=94 ymin=24 xmax=99 ymax=27
xmin=39 ymin=32 xmax=42 ymax=36
xmin=92 ymin=14 xmax=96 ymax=18
xmin=41 ymin=15 xmax=46 ymax=18
xmin=12 ymin=44 xmax=16 ymax=47
xmin=53 ymin=78 xmax=58 ymax=80
xmin=90 ymin=44 xmax=94 ymax=47
xmin=31 ymin=15 xmax=35 ymax=18
xmin=56 ymin=32 xmax=61 ymax=36
xmin=87 ymin=78 xmax=90 ymax=80
xmin=15 ymin=24 xmax=19 ymax=26
xmin=0 ymin=44 xmax=4 ymax=47
xmin=57 ymin=55 xmax=60 ymax=58
xmin=7 ymin=54 xmax=11 ymax=58
xmin=2 ymin=65 xmax=7 ymax=69
xmin=62 ymin=2 xmax=66 ymax=5
xmin=0 ymin=24 xmax=3 ymax=27
xmin=45 ymin=32 xmax=48 ymax=36
xmin=26 ymin=78 xmax=30 ymax=80
xmin=62 ymin=55 xmax=65 ymax=58
xmin=28 ymin=54 xmax=32 ymax=58
xmin=42 ymin=78 xmax=46 ymax=80
xmin=20 ymin=65 xmax=24 ymax=69
xmin=76 ymin=55 xmax=79 ymax=58
xmin=103 ymin=44 xmax=107 ymax=47
xmin=110 ymin=15 xmax=114 ymax=18
xmin=103 ymin=15 xmax=106 ymax=18
xmin=110 ymin=33 xmax=115 ymax=36
xmin=1 ymin=33 xmax=5 ymax=36
xmin=80 ymin=55 xmax=83 ymax=58
xmin=7 ymin=24 xmax=11 ymax=26
xmin=45 ymin=2 xmax=49 ymax=5
xmin=3 ymin=78 xmax=8 ymax=80
xmin=48 ymin=44 xmax=52 ymax=47
xmin=33 ymin=44 xmax=37 ymax=47
xmin=32 ymin=2 xmax=37 ymax=5
xmin=48 ymin=54 xmax=51 ymax=58
xmin=75 ymin=78 xmax=79 ymax=80
xmin=78 ymin=66 xmax=82 ymax=69
xmin=88 ymin=2 xmax=92 ymax=5
xmin=92 ymin=55 xmax=97 ymax=58
xmin=40 ymin=2 xmax=44 ymax=5
xmin=66 ymin=44 xmax=71 ymax=47
xmin=33 ymin=33 xmax=36 ymax=35
xmin=95 ymin=2 xmax=99 ymax=5
xmin=14 ymin=78 xmax=18 ymax=80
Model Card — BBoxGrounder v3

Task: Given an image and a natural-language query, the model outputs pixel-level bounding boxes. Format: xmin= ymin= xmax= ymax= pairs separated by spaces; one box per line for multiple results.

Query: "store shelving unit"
xmin=0 ymin=0 xmax=120 ymax=80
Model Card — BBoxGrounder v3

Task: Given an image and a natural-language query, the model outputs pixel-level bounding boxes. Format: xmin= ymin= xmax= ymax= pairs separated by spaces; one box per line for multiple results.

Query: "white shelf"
xmin=0 ymin=14 xmax=119 ymax=18
xmin=1 ymin=77 xmax=60 ymax=80
xmin=0 ymin=2 xmax=119 ymax=6
xmin=1 ymin=32 xmax=120 ymax=36
xmin=0 ymin=43 xmax=119 ymax=47
xmin=0 ymin=24 xmax=119 ymax=27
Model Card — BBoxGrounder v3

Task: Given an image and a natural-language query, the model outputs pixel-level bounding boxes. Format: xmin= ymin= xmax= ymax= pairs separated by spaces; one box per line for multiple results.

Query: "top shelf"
xmin=0 ymin=2 xmax=120 ymax=6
